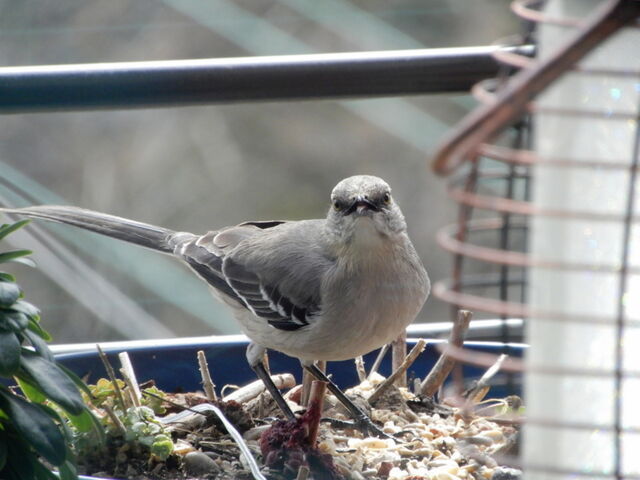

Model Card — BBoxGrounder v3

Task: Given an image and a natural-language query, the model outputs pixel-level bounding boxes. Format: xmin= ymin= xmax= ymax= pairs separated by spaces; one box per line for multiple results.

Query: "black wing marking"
xmin=178 ymin=239 xmax=239 ymax=301
xmin=223 ymin=257 xmax=319 ymax=331
xmin=175 ymin=233 xmax=319 ymax=331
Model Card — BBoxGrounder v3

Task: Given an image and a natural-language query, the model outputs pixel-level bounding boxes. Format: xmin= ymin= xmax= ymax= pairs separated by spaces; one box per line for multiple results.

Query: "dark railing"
xmin=0 ymin=45 xmax=532 ymax=113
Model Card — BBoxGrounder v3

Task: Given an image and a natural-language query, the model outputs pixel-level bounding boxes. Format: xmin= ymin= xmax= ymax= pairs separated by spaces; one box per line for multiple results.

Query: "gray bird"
xmin=1 ymin=175 xmax=430 ymax=435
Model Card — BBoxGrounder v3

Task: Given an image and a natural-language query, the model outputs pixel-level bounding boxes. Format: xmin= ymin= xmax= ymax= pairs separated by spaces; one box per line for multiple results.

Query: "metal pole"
xmin=0 ymin=46 xmax=531 ymax=113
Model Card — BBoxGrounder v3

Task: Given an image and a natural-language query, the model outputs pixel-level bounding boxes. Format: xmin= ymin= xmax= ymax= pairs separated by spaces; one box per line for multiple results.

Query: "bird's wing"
xmin=175 ymin=220 xmax=331 ymax=332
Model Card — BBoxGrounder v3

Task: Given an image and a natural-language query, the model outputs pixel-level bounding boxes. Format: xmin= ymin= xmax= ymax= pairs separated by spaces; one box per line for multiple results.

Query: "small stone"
xmin=491 ymin=467 xmax=523 ymax=480
xmin=183 ymin=451 xmax=220 ymax=476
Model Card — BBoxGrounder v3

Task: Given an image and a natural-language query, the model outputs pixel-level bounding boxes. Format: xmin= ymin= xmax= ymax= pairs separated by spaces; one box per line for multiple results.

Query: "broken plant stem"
xmin=391 ymin=331 xmax=408 ymax=387
xmin=119 ymin=351 xmax=142 ymax=407
xmin=368 ymin=343 xmax=390 ymax=380
xmin=102 ymin=404 xmax=127 ymax=436
xmin=420 ymin=310 xmax=473 ymax=396
xmin=355 ymin=356 xmax=366 ymax=383
xmin=368 ymin=338 xmax=427 ymax=405
xmin=96 ymin=344 xmax=127 ymax=411
xmin=307 ymin=380 xmax=327 ymax=446
xmin=197 ymin=350 xmax=218 ymax=402
xmin=296 ymin=465 xmax=310 ymax=480
xmin=465 ymin=353 xmax=509 ymax=404
xmin=223 ymin=373 xmax=295 ymax=404
xmin=301 ymin=360 xmax=325 ymax=407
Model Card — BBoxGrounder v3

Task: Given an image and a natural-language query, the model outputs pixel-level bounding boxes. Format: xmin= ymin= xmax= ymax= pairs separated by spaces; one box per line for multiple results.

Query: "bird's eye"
xmin=383 ymin=193 xmax=391 ymax=204
xmin=333 ymin=200 xmax=342 ymax=211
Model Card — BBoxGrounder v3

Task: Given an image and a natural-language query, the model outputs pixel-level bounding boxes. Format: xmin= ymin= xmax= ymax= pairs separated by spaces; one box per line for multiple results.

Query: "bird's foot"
xmin=322 ymin=415 xmax=395 ymax=441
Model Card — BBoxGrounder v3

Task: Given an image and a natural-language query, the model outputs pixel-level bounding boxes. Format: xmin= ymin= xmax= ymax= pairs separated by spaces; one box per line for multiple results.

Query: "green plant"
xmin=78 ymin=378 xmax=174 ymax=462
xmin=0 ymin=219 xmax=100 ymax=480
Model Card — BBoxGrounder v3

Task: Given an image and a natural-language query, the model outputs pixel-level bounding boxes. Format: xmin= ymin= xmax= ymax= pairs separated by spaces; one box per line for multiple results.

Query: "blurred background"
xmin=0 ymin=0 xmax=518 ymax=342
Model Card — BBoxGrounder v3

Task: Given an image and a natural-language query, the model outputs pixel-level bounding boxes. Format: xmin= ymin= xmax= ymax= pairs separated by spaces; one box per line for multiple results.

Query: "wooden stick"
xmin=391 ymin=331 xmax=407 ymax=387
xmin=355 ymin=356 xmax=367 ymax=383
xmin=197 ymin=350 xmax=218 ymax=402
xmin=296 ymin=466 xmax=310 ymax=480
xmin=464 ymin=353 xmax=508 ymax=404
xmin=368 ymin=343 xmax=390 ymax=380
xmin=306 ymin=380 xmax=327 ymax=446
xmin=301 ymin=361 xmax=325 ymax=407
xmin=102 ymin=404 xmax=127 ymax=435
xmin=420 ymin=310 xmax=473 ymax=396
xmin=118 ymin=351 xmax=142 ymax=407
xmin=368 ymin=338 xmax=427 ymax=405
xmin=96 ymin=344 xmax=127 ymax=411
xmin=223 ymin=373 xmax=295 ymax=404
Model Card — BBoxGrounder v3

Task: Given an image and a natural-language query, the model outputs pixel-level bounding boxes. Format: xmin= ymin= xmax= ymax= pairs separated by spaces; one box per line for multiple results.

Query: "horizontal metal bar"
xmin=0 ymin=46 xmax=531 ymax=113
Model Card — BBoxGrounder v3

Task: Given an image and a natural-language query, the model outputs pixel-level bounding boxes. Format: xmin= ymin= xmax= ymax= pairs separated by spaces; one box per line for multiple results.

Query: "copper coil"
xmin=433 ymin=342 xmax=640 ymax=379
xmin=512 ymin=0 xmax=640 ymax=29
xmin=432 ymin=280 xmax=640 ymax=327
xmin=478 ymin=144 xmax=640 ymax=171
xmin=490 ymin=39 xmax=640 ymax=78
xmin=473 ymin=77 xmax=640 ymax=119
xmin=447 ymin=178 xmax=640 ymax=223
xmin=438 ymin=218 xmax=640 ymax=274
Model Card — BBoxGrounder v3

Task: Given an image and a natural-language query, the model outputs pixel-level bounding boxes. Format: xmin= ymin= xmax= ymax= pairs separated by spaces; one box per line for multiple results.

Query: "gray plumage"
xmin=1 ymin=175 xmax=430 ymax=369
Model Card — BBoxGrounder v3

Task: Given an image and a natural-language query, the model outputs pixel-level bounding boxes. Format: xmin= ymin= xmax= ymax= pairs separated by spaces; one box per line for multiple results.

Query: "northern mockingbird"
xmin=1 ymin=175 xmax=430 ymax=435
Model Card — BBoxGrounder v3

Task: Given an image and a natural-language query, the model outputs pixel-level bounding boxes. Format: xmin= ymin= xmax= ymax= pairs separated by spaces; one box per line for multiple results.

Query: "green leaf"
xmin=15 ymin=377 xmax=47 ymax=403
xmin=23 ymin=329 xmax=54 ymax=362
xmin=10 ymin=256 xmax=36 ymax=268
xmin=0 ymin=428 xmax=7 ymax=469
xmin=0 ymin=331 xmax=20 ymax=376
xmin=0 ymin=387 xmax=66 ymax=465
xmin=0 ymin=219 xmax=30 ymax=241
xmin=0 ymin=250 xmax=32 ymax=264
xmin=0 ymin=272 xmax=16 ymax=282
xmin=58 ymin=460 xmax=78 ymax=480
xmin=56 ymin=363 xmax=93 ymax=399
xmin=27 ymin=318 xmax=52 ymax=342
xmin=19 ymin=351 xmax=85 ymax=415
xmin=32 ymin=458 xmax=59 ymax=480
xmin=5 ymin=437 xmax=36 ymax=479
xmin=0 ymin=282 xmax=21 ymax=307
xmin=66 ymin=408 xmax=95 ymax=433
xmin=10 ymin=300 xmax=40 ymax=320
xmin=2 ymin=311 xmax=29 ymax=331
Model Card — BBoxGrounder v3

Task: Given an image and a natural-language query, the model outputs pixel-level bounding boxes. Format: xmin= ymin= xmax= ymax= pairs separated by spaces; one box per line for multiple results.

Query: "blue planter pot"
xmin=54 ymin=336 xmax=525 ymax=480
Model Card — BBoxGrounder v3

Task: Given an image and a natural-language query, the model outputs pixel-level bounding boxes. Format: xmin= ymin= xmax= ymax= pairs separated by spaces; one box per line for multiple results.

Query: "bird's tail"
xmin=0 ymin=205 xmax=177 ymax=254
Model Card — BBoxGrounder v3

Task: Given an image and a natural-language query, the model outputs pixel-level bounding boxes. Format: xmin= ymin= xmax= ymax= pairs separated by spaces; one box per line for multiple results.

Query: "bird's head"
xmin=326 ymin=175 xmax=407 ymax=242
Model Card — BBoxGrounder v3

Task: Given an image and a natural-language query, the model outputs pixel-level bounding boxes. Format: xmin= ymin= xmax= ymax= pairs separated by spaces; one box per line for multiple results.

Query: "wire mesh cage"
xmin=431 ymin=0 xmax=640 ymax=478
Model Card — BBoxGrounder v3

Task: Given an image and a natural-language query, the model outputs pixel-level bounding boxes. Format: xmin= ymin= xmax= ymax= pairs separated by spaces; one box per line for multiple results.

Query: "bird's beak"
xmin=344 ymin=197 xmax=379 ymax=216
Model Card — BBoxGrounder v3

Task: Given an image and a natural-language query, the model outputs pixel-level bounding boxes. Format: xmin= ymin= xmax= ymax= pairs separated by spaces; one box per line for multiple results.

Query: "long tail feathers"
xmin=0 ymin=205 xmax=178 ymax=253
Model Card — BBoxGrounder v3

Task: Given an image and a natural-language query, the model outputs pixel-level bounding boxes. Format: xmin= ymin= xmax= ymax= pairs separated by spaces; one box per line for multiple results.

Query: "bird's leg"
xmin=251 ymin=362 xmax=296 ymax=420
xmin=246 ymin=343 xmax=296 ymax=420
xmin=303 ymin=363 xmax=390 ymax=439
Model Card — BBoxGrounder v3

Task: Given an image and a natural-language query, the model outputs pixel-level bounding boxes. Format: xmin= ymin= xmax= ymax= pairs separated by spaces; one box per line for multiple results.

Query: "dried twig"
xmin=307 ymin=380 xmax=327 ymax=446
xmin=118 ymin=351 xmax=142 ymax=407
xmin=96 ymin=344 xmax=127 ymax=411
xmin=197 ymin=350 xmax=218 ymax=402
xmin=368 ymin=343 xmax=390 ymax=380
xmin=391 ymin=331 xmax=407 ymax=387
xmin=223 ymin=373 xmax=295 ymax=404
xmin=296 ymin=465 xmax=310 ymax=480
xmin=368 ymin=338 xmax=427 ymax=405
xmin=102 ymin=404 xmax=127 ymax=435
xmin=420 ymin=310 xmax=472 ymax=396
xmin=354 ymin=356 xmax=366 ymax=383
xmin=301 ymin=361 xmax=325 ymax=407
xmin=465 ymin=353 xmax=508 ymax=404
